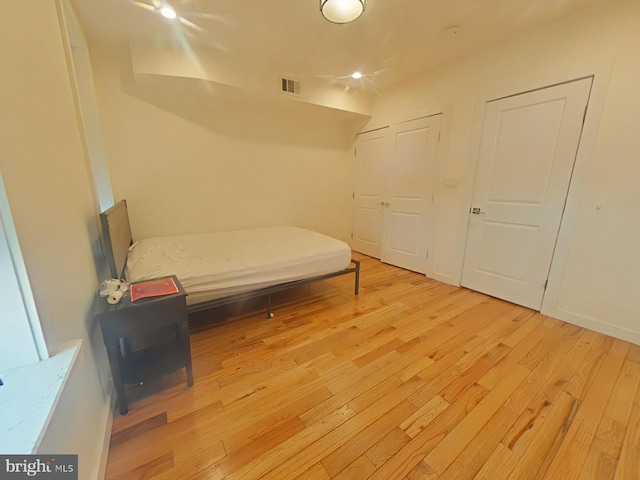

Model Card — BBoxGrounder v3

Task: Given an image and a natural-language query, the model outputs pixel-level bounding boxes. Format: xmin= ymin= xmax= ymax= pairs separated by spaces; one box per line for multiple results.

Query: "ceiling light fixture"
xmin=159 ymin=6 xmax=177 ymax=19
xmin=320 ymin=0 xmax=365 ymax=24
xmin=351 ymin=71 xmax=362 ymax=79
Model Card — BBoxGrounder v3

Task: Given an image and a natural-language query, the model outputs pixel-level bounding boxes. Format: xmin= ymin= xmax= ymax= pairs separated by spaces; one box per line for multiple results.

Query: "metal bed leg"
xmin=353 ymin=259 xmax=361 ymax=295
xmin=267 ymin=294 xmax=274 ymax=318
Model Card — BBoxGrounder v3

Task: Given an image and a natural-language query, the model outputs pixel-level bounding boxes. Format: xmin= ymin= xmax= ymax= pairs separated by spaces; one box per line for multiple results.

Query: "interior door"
xmin=352 ymin=128 xmax=388 ymax=258
xmin=461 ymin=78 xmax=592 ymax=310
xmin=381 ymin=115 xmax=441 ymax=274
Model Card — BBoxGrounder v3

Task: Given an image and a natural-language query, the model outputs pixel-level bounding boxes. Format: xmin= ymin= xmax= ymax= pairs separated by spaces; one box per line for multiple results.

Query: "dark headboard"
xmin=100 ymin=200 xmax=133 ymax=280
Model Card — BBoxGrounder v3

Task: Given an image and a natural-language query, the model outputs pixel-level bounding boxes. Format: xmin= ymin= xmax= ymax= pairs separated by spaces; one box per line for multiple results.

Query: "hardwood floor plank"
xmin=111 ymin=373 xmax=221 ymax=431
xmin=423 ymin=364 xmax=530 ymax=474
xmin=507 ymin=392 xmax=580 ymax=480
xmin=473 ymin=443 xmax=517 ymax=480
xmin=331 ymin=452 xmax=377 ymax=480
xmin=216 ymin=416 xmax=306 ymax=477
xmin=404 ymin=461 xmax=438 ymax=480
xmin=367 ymin=384 xmax=490 ymax=480
xmin=365 ymin=426 xmax=411 ymax=468
xmin=400 ymin=395 xmax=449 ymax=438
xmin=143 ymin=442 xmax=226 ymax=480
xmin=352 ymin=338 xmax=406 ymax=368
xmin=475 ymin=306 xmax=532 ymax=340
xmin=579 ymin=451 xmax=617 ymax=480
xmin=477 ymin=321 xmax=555 ymax=390
xmin=543 ymin=339 xmax=630 ymax=478
xmin=107 ymin=452 xmax=174 ymax=480
xmin=227 ymin=403 xmax=356 ymax=480
xmin=258 ymin=377 xmax=426 ymax=480
xmin=626 ymin=344 xmax=640 ymax=363
xmin=416 ymin=301 xmax=513 ymax=362
xmin=443 ymin=324 xmax=585 ymax=480
xmin=537 ymin=328 xmax=599 ymax=404
xmin=499 ymin=325 xmax=588 ymax=453
xmin=109 ymin=412 xmax=167 ymax=448
xmin=293 ymin=463 xmax=331 ymax=480
xmin=580 ymin=360 xmax=640 ymax=478
xmin=613 ymin=361 xmax=640 ymax=480
xmin=321 ymin=399 xmax=417 ymax=476
xmin=301 ymin=358 xmax=404 ymax=425
xmin=438 ymin=404 xmax=520 ymax=480
xmin=565 ymin=333 xmax=614 ymax=400
xmin=439 ymin=342 xmax=511 ymax=403
xmin=501 ymin=314 xmax=542 ymax=347
xmin=107 ymin=400 xmax=224 ymax=475
xmin=223 ymin=386 xmax=333 ymax=453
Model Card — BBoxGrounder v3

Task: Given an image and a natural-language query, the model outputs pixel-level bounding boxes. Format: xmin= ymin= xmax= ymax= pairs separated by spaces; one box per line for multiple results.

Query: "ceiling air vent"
xmin=280 ymin=76 xmax=302 ymax=97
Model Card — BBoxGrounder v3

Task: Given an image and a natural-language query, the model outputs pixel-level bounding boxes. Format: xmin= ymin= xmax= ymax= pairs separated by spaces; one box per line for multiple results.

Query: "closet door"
xmin=461 ymin=78 xmax=591 ymax=309
xmin=352 ymin=128 xmax=389 ymax=258
xmin=381 ymin=115 xmax=441 ymax=274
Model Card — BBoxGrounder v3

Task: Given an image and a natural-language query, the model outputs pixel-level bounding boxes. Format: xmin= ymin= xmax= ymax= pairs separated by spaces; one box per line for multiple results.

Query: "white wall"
xmin=0 ymin=0 xmax=111 ymax=476
xmin=91 ymin=46 xmax=363 ymax=242
xmin=366 ymin=0 xmax=640 ymax=343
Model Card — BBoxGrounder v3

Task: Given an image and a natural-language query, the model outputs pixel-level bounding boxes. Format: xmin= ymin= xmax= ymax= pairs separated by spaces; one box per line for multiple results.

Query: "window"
xmin=0 ymin=170 xmax=47 ymax=372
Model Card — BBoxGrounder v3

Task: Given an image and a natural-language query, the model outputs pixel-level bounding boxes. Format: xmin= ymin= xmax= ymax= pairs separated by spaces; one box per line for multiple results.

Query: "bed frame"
xmin=100 ymin=200 xmax=360 ymax=317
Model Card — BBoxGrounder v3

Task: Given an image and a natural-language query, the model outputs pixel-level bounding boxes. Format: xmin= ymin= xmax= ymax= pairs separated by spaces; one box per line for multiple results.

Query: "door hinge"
xmin=544 ymin=279 xmax=548 ymax=290
xmin=582 ymin=105 xmax=588 ymax=125
xmin=438 ymin=132 xmax=441 ymax=142
xmin=426 ymin=251 xmax=429 ymax=260
xmin=350 ymin=232 xmax=354 ymax=239
xmin=354 ymin=148 xmax=357 ymax=156
xmin=352 ymin=192 xmax=355 ymax=199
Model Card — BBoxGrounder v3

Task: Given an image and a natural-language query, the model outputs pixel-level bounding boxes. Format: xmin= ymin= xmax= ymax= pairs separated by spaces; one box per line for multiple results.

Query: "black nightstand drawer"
xmin=99 ymin=295 xmax=187 ymax=340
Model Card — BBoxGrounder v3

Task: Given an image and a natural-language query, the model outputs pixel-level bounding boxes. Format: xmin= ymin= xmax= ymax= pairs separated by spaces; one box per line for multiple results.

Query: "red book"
xmin=131 ymin=277 xmax=179 ymax=302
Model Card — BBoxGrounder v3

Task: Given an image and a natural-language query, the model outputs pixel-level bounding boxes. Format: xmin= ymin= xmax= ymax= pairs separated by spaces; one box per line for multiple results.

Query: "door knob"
xmin=471 ymin=207 xmax=486 ymax=215
xmin=384 ymin=202 xmax=391 ymax=208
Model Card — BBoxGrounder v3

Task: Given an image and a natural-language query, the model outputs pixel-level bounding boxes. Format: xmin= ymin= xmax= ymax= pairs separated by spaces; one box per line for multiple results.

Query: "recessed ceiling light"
xmin=160 ymin=6 xmax=177 ymax=19
xmin=351 ymin=71 xmax=363 ymax=79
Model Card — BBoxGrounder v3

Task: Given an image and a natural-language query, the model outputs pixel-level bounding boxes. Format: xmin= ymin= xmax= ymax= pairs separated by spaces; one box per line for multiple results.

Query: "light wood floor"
xmin=106 ymin=253 xmax=640 ymax=480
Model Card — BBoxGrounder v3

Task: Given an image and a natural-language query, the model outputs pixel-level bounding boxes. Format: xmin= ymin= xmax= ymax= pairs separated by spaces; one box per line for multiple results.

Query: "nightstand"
xmin=94 ymin=275 xmax=193 ymax=415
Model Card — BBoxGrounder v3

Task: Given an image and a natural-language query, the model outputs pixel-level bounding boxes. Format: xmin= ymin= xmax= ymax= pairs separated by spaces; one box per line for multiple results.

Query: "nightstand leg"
xmin=178 ymin=319 xmax=194 ymax=386
xmin=106 ymin=343 xmax=128 ymax=415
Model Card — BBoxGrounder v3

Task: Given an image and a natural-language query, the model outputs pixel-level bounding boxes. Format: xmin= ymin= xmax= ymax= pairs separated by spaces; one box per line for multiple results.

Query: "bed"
xmin=100 ymin=200 xmax=360 ymax=316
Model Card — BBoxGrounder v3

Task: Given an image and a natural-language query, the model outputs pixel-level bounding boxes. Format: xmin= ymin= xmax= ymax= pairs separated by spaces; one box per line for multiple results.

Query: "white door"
xmin=381 ymin=115 xmax=441 ymax=274
xmin=461 ymin=78 xmax=592 ymax=310
xmin=352 ymin=128 xmax=388 ymax=258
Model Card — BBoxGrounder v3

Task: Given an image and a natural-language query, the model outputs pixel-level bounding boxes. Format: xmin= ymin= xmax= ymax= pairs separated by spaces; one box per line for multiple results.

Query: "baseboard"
xmin=96 ymin=387 xmax=115 ymax=480
xmin=542 ymin=306 xmax=640 ymax=346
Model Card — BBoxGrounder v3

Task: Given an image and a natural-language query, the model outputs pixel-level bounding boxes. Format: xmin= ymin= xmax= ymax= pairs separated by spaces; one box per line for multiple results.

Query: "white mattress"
xmin=125 ymin=226 xmax=351 ymax=305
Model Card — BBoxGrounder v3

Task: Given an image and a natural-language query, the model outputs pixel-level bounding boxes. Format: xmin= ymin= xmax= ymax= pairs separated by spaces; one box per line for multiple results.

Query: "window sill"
xmin=0 ymin=339 xmax=81 ymax=453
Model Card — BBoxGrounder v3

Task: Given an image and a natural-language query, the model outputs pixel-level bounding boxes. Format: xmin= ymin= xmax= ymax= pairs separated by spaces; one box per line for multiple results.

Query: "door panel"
xmin=488 ymin=100 xmax=565 ymax=204
xmin=387 ymin=211 xmax=422 ymax=255
xmin=475 ymin=221 xmax=539 ymax=282
xmin=462 ymin=78 xmax=592 ymax=310
xmin=352 ymin=128 xmax=388 ymax=258
xmin=381 ymin=115 xmax=441 ymax=273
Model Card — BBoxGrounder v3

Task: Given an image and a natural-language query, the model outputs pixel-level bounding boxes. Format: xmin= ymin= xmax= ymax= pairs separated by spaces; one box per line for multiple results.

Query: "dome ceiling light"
xmin=320 ymin=0 xmax=365 ymax=24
